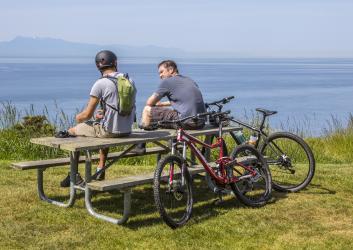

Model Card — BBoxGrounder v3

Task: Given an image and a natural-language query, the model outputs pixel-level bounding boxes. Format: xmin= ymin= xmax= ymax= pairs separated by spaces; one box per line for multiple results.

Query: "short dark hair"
xmin=158 ymin=60 xmax=179 ymax=74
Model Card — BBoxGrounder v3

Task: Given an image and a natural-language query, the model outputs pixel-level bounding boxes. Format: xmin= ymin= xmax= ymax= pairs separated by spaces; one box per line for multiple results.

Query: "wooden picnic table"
xmin=19 ymin=125 xmax=242 ymax=225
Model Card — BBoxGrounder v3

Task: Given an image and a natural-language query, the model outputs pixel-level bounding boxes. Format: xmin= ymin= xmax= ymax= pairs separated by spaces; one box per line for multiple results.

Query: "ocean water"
xmin=0 ymin=58 xmax=352 ymax=135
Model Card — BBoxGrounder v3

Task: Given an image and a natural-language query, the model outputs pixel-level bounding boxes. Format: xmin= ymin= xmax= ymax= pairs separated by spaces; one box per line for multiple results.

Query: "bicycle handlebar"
xmin=205 ymin=96 xmax=234 ymax=108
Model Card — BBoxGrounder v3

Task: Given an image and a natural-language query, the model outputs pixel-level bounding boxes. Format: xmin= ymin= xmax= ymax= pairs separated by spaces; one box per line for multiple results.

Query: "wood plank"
xmin=87 ymin=164 xmax=210 ymax=191
xmin=11 ymin=147 xmax=169 ymax=170
xmin=30 ymin=126 xmax=242 ymax=152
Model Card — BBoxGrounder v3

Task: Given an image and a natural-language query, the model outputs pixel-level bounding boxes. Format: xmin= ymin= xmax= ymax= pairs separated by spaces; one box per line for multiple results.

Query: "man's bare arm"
xmin=76 ymin=96 xmax=100 ymax=123
xmin=146 ymin=93 xmax=162 ymax=107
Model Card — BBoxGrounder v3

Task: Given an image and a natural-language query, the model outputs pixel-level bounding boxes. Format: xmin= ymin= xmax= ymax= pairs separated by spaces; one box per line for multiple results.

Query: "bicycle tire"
xmin=153 ymin=155 xmax=193 ymax=229
xmin=229 ymin=144 xmax=272 ymax=207
xmin=259 ymin=132 xmax=315 ymax=192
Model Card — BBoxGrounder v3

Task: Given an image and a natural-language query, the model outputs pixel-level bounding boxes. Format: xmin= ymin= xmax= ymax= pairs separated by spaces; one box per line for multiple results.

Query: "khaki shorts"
xmin=75 ymin=122 xmax=130 ymax=138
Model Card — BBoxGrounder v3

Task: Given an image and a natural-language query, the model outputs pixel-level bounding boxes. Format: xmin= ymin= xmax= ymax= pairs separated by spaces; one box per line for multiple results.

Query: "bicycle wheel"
xmin=229 ymin=145 xmax=272 ymax=207
xmin=260 ymin=132 xmax=315 ymax=192
xmin=153 ymin=155 xmax=193 ymax=229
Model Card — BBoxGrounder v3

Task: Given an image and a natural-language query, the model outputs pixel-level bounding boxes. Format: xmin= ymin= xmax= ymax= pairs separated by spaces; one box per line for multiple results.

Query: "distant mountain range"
xmin=1 ymin=36 xmax=351 ymax=59
xmin=0 ymin=36 xmax=194 ymax=58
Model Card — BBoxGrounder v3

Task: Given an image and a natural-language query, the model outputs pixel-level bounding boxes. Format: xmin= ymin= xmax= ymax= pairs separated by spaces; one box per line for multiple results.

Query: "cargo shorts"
xmin=75 ymin=121 xmax=130 ymax=138
xmin=150 ymin=107 xmax=205 ymax=130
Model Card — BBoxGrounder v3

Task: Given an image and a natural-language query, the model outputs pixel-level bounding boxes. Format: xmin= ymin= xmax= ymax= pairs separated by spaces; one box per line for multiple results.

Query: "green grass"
xmin=1 ymin=160 xmax=353 ymax=249
xmin=306 ymin=129 xmax=353 ymax=163
xmin=1 ymin=103 xmax=353 ymax=249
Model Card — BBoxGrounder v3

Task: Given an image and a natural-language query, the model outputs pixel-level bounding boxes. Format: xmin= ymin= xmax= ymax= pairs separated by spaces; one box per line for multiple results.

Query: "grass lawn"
xmin=1 ymin=161 xmax=352 ymax=250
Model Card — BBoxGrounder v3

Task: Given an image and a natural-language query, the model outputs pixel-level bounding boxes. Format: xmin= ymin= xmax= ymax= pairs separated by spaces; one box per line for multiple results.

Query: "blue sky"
xmin=1 ymin=0 xmax=353 ymax=57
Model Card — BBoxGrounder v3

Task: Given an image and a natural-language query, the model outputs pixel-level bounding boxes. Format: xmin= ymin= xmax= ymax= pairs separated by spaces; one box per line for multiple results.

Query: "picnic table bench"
xmin=12 ymin=125 xmax=241 ymax=225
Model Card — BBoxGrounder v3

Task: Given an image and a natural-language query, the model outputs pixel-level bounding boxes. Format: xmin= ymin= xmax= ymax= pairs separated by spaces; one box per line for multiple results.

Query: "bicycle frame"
xmin=174 ymin=126 xmax=257 ymax=185
xmin=229 ymin=117 xmax=289 ymax=158
xmin=206 ymin=102 xmax=288 ymax=162
xmin=229 ymin=117 xmax=265 ymax=148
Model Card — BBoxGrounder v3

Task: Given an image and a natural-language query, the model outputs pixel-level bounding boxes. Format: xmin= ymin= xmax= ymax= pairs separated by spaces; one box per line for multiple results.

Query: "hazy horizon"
xmin=1 ymin=0 xmax=353 ymax=58
xmin=1 ymin=36 xmax=353 ymax=60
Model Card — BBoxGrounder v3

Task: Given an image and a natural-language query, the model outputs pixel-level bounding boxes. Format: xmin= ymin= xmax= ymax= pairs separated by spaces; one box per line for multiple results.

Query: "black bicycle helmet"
xmin=95 ymin=50 xmax=117 ymax=70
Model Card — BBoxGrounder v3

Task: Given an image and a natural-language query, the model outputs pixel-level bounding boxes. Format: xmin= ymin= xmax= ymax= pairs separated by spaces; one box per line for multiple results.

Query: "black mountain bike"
xmin=203 ymin=96 xmax=315 ymax=193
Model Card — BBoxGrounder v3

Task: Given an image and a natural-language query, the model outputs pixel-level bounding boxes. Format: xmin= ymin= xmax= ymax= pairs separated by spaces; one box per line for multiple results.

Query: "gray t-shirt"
xmin=90 ymin=72 xmax=136 ymax=134
xmin=155 ymin=75 xmax=206 ymax=118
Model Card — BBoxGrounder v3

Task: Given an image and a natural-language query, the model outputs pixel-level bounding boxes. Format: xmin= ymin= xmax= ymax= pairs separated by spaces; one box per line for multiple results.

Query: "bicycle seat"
xmin=255 ymin=108 xmax=277 ymax=116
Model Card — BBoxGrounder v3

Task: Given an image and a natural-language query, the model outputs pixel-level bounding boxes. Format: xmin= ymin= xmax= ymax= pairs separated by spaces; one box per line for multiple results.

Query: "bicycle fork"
xmin=181 ymin=142 xmax=187 ymax=187
xmin=169 ymin=141 xmax=187 ymax=190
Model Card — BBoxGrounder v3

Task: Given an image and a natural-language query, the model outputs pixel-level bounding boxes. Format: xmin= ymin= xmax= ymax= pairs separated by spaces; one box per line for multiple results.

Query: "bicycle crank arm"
xmin=238 ymin=174 xmax=253 ymax=180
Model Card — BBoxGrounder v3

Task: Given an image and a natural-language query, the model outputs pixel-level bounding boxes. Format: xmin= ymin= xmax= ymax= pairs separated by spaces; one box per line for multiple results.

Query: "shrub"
xmin=12 ymin=115 xmax=55 ymax=136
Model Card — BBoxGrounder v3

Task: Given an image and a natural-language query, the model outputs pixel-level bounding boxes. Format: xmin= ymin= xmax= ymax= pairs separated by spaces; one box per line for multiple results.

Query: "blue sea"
xmin=0 ymin=57 xmax=352 ymax=136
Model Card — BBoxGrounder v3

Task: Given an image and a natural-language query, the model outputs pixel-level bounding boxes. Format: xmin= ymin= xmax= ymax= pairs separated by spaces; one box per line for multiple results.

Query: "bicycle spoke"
xmin=261 ymin=132 xmax=315 ymax=192
xmin=229 ymin=145 xmax=272 ymax=207
xmin=153 ymin=155 xmax=193 ymax=228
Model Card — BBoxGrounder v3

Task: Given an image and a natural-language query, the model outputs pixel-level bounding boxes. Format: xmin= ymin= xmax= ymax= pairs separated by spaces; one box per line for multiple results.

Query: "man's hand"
xmin=95 ymin=109 xmax=104 ymax=120
xmin=76 ymin=96 xmax=100 ymax=123
xmin=156 ymin=101 xmax=171 ymax=107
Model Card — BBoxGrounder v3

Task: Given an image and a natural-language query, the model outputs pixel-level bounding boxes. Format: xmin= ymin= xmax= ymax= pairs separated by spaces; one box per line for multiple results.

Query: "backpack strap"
xmin=100 ymin=98 xmax=119 ymax=112
xmin=99 ymin=73 xmax=132 ymax=114
xmin=99 ymin=75 xmax=120 ymax=113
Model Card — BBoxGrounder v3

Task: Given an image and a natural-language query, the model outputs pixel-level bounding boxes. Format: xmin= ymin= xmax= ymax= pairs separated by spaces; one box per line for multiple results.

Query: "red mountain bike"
xmin=153 ymin=111 xmax=272 ymax=229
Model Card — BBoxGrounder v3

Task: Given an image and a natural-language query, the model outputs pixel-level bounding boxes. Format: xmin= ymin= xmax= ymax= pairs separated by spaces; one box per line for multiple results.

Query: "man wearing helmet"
xmin=60 ymin=50 xmax=136 ymax=187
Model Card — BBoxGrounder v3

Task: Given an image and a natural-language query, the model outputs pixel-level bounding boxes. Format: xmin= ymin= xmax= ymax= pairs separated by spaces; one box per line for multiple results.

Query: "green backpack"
xmin=101 ymin=74 xmax=136 ymax=116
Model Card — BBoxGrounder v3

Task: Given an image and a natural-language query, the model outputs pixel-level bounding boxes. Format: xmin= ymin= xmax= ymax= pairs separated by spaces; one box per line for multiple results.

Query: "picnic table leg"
xmin=153 ymin=140 xmax=170 ymax=163
xmin=203 ymin=135 xmax=212 ymax=161
xmin=37 ymin=151 xmax=79 ymax=207
xmin=84 ymin=150 xmax=131 ymax=225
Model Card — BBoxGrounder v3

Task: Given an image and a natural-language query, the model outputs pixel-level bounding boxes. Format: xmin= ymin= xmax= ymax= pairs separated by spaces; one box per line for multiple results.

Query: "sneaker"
xmin=131 ymin=143 xmax=146 ymax=155
xmin=138 ymin=123 xmax=158 ymax=131
xmin=55 ymin=130 xmax=76 ymax=138
xmin=60 ymin=172 xmax=84 ymax=187
xmin=95 ymin=170 xmax=105 ymax=181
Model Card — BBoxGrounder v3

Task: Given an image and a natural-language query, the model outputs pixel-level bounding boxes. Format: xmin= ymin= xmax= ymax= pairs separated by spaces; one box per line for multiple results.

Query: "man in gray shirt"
xmin=140 ymin=60 xmax=206 ymax=130
xmin=60 ymin=50 xmax=136 ymax=187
